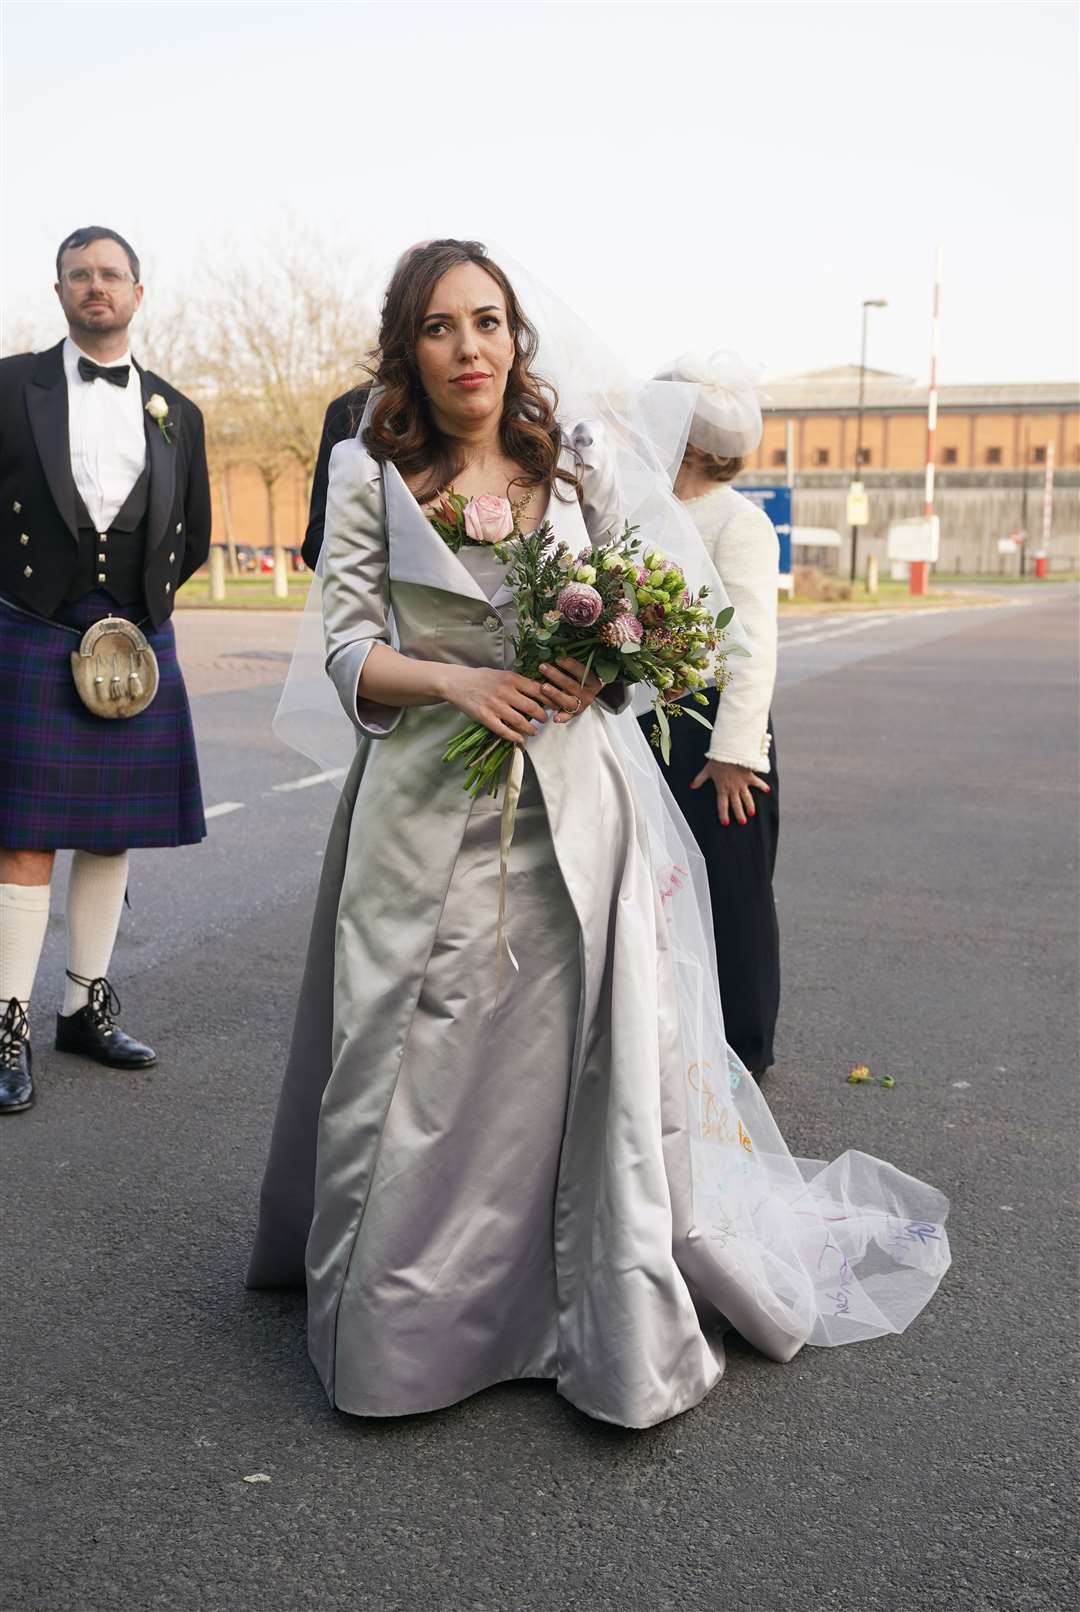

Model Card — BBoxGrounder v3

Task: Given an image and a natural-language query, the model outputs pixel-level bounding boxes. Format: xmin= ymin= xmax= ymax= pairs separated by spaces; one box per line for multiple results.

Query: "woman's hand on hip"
xmin=539 ymin=657 xmax=604 ymax=723
xmin=690 ymin=759 xmax=771 ymax=826
xmin=442 ymin=667 xmax=549 ymax=745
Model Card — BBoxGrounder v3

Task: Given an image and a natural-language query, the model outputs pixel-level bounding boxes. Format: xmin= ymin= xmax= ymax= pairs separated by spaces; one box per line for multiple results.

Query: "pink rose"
xmin=463 ymin=494 xmax=515 ymax=544
xmin=600 ymin=614 xmax=643 ymax=648
xmin=556 ymin=582 xmax=604 ymax=627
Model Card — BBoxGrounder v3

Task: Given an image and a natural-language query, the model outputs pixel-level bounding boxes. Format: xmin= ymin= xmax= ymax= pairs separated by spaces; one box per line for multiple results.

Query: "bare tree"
xmin=131 ymin=277 xmax=199 ymax=382
xmin=196 ymin=376 xmax=251 ymax=574
xmin=0 ymin=313 xmax=53 ymax=359
xmin=127 ymin=279 xmax=246 ymax=566
xmin=199 ymin=226 xmax=377 ymax=533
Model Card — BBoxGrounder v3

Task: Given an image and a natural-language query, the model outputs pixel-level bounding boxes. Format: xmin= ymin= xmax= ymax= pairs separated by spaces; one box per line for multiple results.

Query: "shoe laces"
xmin=0 ymin=998 xmax=30 ymax=1070
xmin=66 ymin=972 xmax=122 ymax=1034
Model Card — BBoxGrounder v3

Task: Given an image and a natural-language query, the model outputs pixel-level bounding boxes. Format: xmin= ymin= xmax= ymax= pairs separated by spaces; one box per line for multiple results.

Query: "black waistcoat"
xmin=64 ymin=468 xmax=150 ymax=606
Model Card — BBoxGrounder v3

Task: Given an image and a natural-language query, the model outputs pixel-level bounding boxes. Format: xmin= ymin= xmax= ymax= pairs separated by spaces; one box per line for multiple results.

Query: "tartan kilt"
xmin=0 ymin=590 xmax=206 ymax=851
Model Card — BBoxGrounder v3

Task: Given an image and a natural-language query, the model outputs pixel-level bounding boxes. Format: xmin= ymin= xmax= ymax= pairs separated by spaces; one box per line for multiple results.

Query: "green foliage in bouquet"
xmin=427 ymin=490 xmax=473 ymax=553
xmin=441 ymin=519 xmax=737 ymax=799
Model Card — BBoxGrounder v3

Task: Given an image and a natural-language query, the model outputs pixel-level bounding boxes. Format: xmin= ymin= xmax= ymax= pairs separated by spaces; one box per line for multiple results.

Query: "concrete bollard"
xmin=273 ymin=549 xmax=289 ymax=600
xmin=866 ymin=554 xmax=879 ymax=596
xmin=209 ymin=546 xmax=227 ymax=602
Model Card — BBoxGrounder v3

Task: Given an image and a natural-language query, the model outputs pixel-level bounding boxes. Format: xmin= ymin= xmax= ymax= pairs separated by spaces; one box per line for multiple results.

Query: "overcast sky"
xmin=2 ymin=0 xmax=1077 ymax=384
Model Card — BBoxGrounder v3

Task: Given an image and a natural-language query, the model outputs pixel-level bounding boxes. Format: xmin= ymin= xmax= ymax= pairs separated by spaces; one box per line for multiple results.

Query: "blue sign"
xmin=739 ymin=485 xmax=792 ymax=576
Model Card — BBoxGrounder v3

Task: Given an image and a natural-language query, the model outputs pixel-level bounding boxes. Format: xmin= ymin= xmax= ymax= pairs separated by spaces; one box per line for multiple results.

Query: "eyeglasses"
xmin=62 ymin=267 xmax=136 ymax=287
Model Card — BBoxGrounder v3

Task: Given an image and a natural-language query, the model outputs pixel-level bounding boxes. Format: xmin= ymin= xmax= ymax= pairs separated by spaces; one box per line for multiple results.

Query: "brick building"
xmin=748 ymin=366 xmax=1079 ymax=474
xmin=207 ymin=367 xmax=1080 ymax=574
xmin=208 ymin=460 xmax=313 ymax=566
xmin=738 ymin=367 xmax=1079 ymax=574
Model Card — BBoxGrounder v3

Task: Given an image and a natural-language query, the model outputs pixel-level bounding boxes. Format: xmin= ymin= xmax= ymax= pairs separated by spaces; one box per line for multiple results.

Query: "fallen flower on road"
xmin=846 ymin=1064 xmax=896 ymax=1089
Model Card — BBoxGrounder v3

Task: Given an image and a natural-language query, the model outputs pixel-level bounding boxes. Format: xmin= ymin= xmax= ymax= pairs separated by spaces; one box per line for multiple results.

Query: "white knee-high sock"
xmin=62 ymin=850 xmax=130 ymax=1015
xmin=0 ymin=882 xmax=51 ymax=1009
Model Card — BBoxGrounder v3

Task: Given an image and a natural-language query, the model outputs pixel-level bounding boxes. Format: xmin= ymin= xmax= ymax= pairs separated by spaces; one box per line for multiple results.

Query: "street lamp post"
xmin=849 ymin=297 xmax=888 ymax=583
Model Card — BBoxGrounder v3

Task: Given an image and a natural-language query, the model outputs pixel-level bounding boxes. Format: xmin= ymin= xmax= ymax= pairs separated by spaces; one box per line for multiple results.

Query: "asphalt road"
xmin=2 ymin=587 xmax=1076 ymax=1612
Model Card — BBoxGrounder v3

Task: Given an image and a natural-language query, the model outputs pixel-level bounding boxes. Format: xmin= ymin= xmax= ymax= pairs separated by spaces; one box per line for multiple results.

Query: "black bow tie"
xmin=77 ymin=356 xmax=130 ymax=388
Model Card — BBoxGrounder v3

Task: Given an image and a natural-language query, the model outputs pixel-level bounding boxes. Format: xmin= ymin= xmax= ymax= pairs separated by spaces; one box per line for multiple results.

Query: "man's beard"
xmin=69 ymin=304 xmax=130 ymax=338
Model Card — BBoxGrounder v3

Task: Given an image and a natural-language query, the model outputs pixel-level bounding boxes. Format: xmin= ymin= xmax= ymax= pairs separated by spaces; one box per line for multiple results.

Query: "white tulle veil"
xmin=273 ymin=242 xmax=950 ymax=1351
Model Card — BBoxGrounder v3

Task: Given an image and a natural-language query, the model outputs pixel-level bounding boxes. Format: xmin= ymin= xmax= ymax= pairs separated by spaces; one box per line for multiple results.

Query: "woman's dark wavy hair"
xmin=362 ymin=239 xmax=581 ymax=506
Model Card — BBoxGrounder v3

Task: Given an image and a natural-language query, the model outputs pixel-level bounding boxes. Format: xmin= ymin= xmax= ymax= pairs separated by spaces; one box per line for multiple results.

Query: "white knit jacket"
xmin=685 ymin=484 xmax=779 ymax=771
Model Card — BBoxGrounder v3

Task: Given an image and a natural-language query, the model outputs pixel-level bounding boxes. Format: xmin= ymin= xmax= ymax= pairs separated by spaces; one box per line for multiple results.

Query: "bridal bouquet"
xmin=434 ymin=500 xmax=733 ymax=800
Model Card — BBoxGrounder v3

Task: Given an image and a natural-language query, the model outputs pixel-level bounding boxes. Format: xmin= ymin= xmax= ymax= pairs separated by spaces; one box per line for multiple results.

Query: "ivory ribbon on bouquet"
xmin=495 ymin=746 xmax=525 ymax=988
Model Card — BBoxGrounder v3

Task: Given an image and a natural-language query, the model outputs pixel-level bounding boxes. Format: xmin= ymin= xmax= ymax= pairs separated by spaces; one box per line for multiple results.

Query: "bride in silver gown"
xmin=247 ymin=239 xmax=950 ymax=1428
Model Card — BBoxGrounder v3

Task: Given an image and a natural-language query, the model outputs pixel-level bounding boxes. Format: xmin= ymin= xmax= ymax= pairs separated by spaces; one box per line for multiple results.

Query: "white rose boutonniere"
xmin=145 ymin=393 xmax=173 ymax=445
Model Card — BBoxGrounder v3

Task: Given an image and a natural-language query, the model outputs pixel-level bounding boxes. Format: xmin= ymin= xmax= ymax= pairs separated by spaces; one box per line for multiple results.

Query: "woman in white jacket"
xmin=644 ymin=353 xmax=780 ymax=1077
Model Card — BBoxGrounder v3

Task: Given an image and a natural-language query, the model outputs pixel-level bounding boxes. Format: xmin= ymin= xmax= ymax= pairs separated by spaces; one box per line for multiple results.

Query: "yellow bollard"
xmin=866 ymin=553 xmax=879 ymax=596
xmin=273 ymin=549 xmax=289 ymax=600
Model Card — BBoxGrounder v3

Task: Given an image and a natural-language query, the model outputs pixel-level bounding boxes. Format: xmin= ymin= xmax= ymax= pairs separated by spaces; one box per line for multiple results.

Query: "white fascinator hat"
xmin=654 ymin=349 xmax=765 ymax=458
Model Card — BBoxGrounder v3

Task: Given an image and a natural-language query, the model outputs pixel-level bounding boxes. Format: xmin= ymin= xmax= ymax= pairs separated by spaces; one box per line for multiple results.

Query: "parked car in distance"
xmin=216 ymin=545 xmax=305 ymax=577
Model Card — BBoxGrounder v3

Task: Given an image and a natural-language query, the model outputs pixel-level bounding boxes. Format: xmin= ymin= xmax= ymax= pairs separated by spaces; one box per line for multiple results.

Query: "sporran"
xmin=70 ymin=616 xmax=159 ymax=719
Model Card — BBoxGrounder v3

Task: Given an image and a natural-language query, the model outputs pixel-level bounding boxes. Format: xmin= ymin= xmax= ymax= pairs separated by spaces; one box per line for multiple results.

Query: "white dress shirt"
xmin=683 ymin=483 xmax=780 ymax=771
xmin=63 ymin=336 xmax=148 ymax=534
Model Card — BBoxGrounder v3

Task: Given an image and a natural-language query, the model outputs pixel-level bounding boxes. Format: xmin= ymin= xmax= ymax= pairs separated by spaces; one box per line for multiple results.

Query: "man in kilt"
xmin=0 ymin=226 xmax=210 ymax=1114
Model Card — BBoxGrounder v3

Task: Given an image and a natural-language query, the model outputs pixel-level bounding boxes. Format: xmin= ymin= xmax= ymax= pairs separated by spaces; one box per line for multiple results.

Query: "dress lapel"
xmin=137 ymin=364 xmax=176 ymax=557
xmin=24 ymin=342 xmax=78 ymax=542
xmin=383 ymin=441 xmax=590 ymax=609
xmin=384 ymin=461 xmax=488 ymax=604
xmin=486 ymin=571 xmax=516 ymax=611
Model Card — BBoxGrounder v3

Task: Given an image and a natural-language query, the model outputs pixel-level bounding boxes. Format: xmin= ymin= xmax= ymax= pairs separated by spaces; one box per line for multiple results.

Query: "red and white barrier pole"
xmin=911 ymin=247 xmax=943 ymax=597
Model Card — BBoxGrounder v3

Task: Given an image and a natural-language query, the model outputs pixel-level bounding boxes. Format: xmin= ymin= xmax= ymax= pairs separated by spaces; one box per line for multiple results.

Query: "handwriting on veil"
xmin=657 ymin=863 xmax=688 ymax=904
xmin=888 ymin=1221 xmax=943 ymax=1251
xmin=903 ymin=1222 xmax=941 ymax=1245
xmin=687 ymin=1063 xmax=755 ymax=1153
xmin=818 ymin=1230 xmax=855 ymax=1316
xmin=705 ymin=1213 xmax=739 ymax=1248
xmin=691 ymin=1158 xmax=751 ymax=1237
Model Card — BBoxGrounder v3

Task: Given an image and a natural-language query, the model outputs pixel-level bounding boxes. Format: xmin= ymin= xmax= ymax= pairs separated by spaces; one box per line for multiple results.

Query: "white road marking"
xmin=205 ymin=801 xmax=245 ymax=819
xmin=779 ymin=599 xmax=1022 ymax=651
xmin=780 ymin=612 xmax=877 ymax=641
xmin=781 ymin=615 xmax=909 ymax=649
xmin=271 ymin=767 xmax=347 ymax=793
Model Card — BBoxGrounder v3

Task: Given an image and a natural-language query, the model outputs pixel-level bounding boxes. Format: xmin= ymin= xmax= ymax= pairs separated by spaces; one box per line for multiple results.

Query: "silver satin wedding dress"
xmin=248 ymin=435 xmax=951 ymax=1429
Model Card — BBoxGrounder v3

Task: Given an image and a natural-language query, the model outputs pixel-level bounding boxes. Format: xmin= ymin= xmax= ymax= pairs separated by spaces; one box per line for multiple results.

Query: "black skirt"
xmin=640 ymin=690 xmax=780 ymax=1072
xmin=0 ymin=591 xmax=205 ymax=852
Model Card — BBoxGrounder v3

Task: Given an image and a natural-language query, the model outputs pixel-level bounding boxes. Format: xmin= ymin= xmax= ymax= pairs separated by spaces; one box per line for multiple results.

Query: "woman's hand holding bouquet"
xmin=438 ymin=515 xmax=732 ymax=798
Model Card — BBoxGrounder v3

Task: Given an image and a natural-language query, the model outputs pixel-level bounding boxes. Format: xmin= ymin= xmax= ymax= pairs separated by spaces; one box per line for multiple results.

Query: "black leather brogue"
xmin=0 ymin=997 xmax=34 ymax=1113
xmin=55 ymin=974 xmax=157 ymax=1069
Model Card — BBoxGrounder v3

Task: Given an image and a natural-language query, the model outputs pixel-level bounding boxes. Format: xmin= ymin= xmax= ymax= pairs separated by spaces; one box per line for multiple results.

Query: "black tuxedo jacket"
xmin=0 ymin=340 xmax=211 ymax=628
xmin=301 ymin=386 xmax=369 ymax=571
